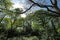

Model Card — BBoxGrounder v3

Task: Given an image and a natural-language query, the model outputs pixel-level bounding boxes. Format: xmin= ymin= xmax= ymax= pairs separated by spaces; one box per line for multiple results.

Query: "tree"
xmin=26 ymin=9 xmax=60 ymax=40
xmin=0 ymin=0 xmax=60 ymax=40
xmin=25 ymin=0 xmax=60 ymax=16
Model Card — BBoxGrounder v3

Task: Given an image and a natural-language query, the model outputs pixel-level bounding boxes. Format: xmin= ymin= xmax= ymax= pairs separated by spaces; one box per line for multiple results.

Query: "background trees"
xmin=0 ymin=0 xmax=60 ymax=40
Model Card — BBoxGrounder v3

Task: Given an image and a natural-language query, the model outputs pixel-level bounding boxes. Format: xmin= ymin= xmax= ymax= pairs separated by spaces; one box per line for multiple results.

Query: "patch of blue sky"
xmin=33 ymin=0 xmax=51 ymax=5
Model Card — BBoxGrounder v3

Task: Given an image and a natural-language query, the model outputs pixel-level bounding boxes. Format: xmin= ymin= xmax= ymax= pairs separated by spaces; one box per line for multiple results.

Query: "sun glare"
xmin=21 ymin=14 xmax=26 ymax=18
xmin=12 ymin=2 xmax=26 ymax=18
xmin=13 ymin=3 xmax=24 ymax=9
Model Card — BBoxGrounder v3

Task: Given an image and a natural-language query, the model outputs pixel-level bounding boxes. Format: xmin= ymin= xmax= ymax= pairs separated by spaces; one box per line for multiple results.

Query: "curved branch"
xmin=22 ymin=4 xmax=34 ymax=13
xmin=50 ymin=0 xmax=54 ymax=5
xmin=29 ymin=0 xmax=53 ymax=8
xmin=0 ymin=4 xmax=34 ymax=14
xmin=29 ymin=0 xmax=60 ymax=16
xmin=46 ymin=7 xmax=60 ymax=16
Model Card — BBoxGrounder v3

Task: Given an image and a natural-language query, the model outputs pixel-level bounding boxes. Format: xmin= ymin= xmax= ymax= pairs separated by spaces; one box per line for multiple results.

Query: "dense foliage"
xmin=0 ymin=0 xmax=60 ymax=40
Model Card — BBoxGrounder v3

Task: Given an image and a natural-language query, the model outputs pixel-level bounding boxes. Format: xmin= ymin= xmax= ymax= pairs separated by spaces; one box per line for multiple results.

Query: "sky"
xmin=11 ymin=0 xmax=47 ymax=18
xmin=11 ymin=0 xmax=60 ymax=18
xmin=11 ymin=0 xmax=60 ymax=11
xmin=11 ymin=0 xmax=25 ymax=9
xmin=11 ymin=0 xmax=41 ymax=13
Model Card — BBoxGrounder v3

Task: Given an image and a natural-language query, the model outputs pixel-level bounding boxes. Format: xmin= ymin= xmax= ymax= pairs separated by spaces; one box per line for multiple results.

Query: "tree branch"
xmin=29 ymin=0 xmax=60 ymax=16
xmin=22 ymin=4 xmax=34 ymax=13
xmin=0 ymin=14 xmax=6 ymax=23
xmin=50 ymin=0 xmax=54 ymax=5
xmin=0 ymin=4 xmax=34 ymax=14
xmin=29 ymin=0 xmax=53 ymax=8
xmin=46 ymin=6 xmax=60 ymax=16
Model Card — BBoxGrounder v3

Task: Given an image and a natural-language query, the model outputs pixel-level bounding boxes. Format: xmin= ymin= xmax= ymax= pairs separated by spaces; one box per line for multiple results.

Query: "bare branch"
xmin=50 ymin=0 xmax=54 ymax=5
xmin=29 ymin=0 xmax=60 ymax=16
xmin=0 ymin=0 xmax=60 ymax=17
xmin=53 ymin=0 xmax=60 ymax=10
xmin=46 ymin=7 xmax=59 ymax=14
xmin=54 ymin=0 xmax=57 ymax=6
xmin=22 ymin=4 xmax=34 ymax=13
xmin=29 ymin=0 xmax=53 ymax=8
